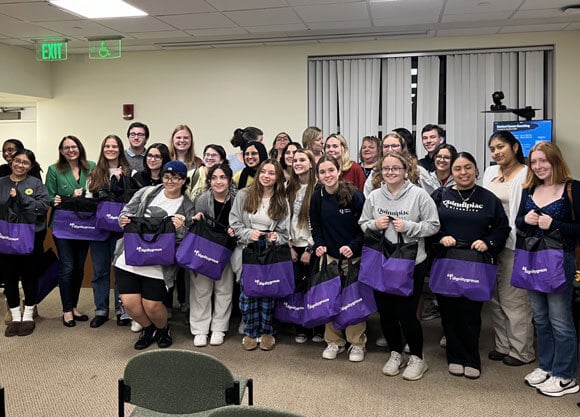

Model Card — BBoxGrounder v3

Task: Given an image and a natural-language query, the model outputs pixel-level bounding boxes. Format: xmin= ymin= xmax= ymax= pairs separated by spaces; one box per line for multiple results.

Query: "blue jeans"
xmin=54 ymin=237 xmax=89 ymax=313
xmin=89 ymin=236 xmax=121 ymax=317
xmin=528 ymin=252 xmax=577 ymax=380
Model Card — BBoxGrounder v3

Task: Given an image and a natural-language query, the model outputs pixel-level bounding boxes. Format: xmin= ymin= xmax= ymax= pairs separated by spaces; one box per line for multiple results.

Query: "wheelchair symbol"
xmin=98 ymin=41 xmax=111 ymax=58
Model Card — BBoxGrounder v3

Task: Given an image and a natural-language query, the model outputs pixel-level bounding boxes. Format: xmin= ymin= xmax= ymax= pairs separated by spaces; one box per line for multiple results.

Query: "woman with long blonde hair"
xmin=324 ymin=133 xmax=366 ymax=191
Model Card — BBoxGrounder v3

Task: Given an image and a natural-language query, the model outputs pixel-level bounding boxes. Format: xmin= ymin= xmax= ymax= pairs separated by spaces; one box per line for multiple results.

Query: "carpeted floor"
xmin=1 ymin=288 xmax=579 ymax=417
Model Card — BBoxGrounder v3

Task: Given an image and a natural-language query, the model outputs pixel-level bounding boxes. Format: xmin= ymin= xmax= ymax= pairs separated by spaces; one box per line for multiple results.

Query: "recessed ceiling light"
xmin=561 ymin=4 xmax=580 ymax=14
xmin=49 ymin=0 xmax=147 ymax=19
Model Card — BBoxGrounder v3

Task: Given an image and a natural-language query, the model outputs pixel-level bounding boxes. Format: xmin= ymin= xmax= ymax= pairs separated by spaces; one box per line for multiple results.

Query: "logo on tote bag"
xmin=69 ymin=222 xmax=96 ymax=230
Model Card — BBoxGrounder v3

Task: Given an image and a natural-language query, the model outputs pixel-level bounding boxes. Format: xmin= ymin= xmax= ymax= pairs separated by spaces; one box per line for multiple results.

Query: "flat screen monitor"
xmin=492 ymin=119 xmax=553 ymax=157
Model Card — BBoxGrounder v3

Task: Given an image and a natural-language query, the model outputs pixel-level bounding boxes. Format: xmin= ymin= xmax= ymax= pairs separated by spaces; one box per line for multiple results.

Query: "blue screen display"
xmin=493 ymin=120 xmax=553 ymax=157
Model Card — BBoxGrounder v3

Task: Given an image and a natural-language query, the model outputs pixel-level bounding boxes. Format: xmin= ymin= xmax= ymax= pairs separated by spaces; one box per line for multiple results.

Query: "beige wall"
xmin=0 ymin=44 xmax=52 ymax=98
xmin=2 ymin=30 xmax=580 ymax=175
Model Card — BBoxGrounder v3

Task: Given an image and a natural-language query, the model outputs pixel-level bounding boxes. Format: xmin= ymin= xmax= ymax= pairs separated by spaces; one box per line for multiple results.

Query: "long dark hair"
xmin=87 ymin=135 xmax=131 ymax=193
xmin=244 ymin=159 xmax=288 ymax=221
xmin=12 ymin=149 xmax=42 ymax=179
xmin=488 ymin=130 xmax=525 ymax=164
xmin=143 ymin=143 xmax=171 ymax=179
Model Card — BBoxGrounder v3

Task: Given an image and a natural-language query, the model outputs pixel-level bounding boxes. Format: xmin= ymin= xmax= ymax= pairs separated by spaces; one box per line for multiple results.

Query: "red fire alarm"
xmin=123 ymin=104 xmax=134 ymax=120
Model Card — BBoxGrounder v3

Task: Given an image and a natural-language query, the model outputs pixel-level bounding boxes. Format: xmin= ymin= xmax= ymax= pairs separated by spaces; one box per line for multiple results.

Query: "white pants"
xmin=489 ymin=248 xmax=535 ymax=362
xmin=188 ymin=263 xmax=234 ymax=335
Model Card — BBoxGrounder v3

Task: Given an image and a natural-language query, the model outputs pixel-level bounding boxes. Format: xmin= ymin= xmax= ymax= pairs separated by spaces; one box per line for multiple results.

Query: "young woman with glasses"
xmin=132 ymin=143 xmax=171 ymax=188
xmin=421 ymin=144 xmax=458 ymax=195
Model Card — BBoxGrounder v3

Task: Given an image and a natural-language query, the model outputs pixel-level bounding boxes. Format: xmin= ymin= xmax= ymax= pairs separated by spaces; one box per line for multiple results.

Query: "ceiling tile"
xmin=38 ymin=20 xmax=125 ymax=39
xmin=206 ymin=0 xmax=288 ymax=11
xmin=499 ymin=23 xmax=568 ymax=33
xmin=444 ymin=0 xmax=522 ymax=14
xmin=245 ymin=23 xmax=308 ymax=33
xmin=158 ymin=13 xmax=236 ymax=29
xmin=564 ymin=22 xmax=580 ymax=30
xmin=0 ymin=2 xmax=78 ymax=21
xmin=97 ymin=16 xmax=176 ymax=32
xmin=520 ymin=0 xmax=575 ymax=10
xmin=184 ymin=27 xmax=248 ymax=37
xmin=442 ymin=12 xmax=516 ymax=23
xmin=436 ymin=27 xmax=501 ymax=37
xmin=307 ymin=20 xmax=370 ymax=30
xmin=129 ymin=0 xmax=216 ymax=15
xmin=0 ymin=20 xmax=65 ymax=38
xmin=370 ymin=0 xmax=444 ymax=20
xmin=129 ymin=31 xmax=191 ymax=39
xmin=373 ymin=16 xmax=435 ymax=26
xmin=294 ymin=2 xmax=368 ymax=23
xmin=225 ymin=7 xmax=301 ymax=26
xmin=513 ymin=9 xmax=571 ymax=19
xmin=287 ymin=0 xmax=364 ymax=4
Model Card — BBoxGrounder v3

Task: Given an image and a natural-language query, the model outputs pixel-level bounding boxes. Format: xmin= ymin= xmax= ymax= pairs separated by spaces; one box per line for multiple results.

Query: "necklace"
xmin=457 ymin=187 xmax=476 ymax=202
xmin=498 ymin=163 xmax=521 ymax=183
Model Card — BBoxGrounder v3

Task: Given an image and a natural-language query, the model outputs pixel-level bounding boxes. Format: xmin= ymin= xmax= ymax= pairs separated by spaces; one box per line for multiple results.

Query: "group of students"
xmin=1 ymin=122 xmax=579 ymax=398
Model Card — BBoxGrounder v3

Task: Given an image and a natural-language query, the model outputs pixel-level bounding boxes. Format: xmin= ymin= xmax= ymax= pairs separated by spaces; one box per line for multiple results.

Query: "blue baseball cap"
xmin=162 ymin=160 xmax=187 ymax=176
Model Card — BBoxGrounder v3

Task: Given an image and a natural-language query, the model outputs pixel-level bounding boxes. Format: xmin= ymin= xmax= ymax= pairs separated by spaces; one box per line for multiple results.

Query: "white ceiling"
xmin=0 ymin=0 xmax=579 ymax=53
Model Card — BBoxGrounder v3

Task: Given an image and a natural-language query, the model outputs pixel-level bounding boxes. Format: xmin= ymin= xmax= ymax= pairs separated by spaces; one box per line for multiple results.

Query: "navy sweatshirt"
xmin=310 ymin=185 xmax=365 ymax=258
xmin=431 ymin=185 xmax=510 ymax=257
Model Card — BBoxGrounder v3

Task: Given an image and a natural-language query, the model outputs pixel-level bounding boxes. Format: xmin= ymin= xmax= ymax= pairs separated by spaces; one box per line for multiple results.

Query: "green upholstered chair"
xmin=118 ymin=349 xmax=253 ymax=417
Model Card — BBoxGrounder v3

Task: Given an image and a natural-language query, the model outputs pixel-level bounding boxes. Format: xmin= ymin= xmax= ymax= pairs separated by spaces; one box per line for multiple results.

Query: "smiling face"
xmin=422 ymin=128 xmax=443 ymax=154
xmin=2 ymin=142 xmax=19 ymax=164
xmin=60 ymin=138 xmax=80 ymax=163
xmin=381 ymin=156 xmax=406 ymax=188
xmin=529 ymin=150 xmax=553 ymax=184
xmin=103 ymin=138 xmax=120 ymax=162
xmin=244 ymin=145 xmax=260 ymax=168
xmin=172 ymin=129 xmax=192 ymax=153
xmin=382 ymin=136 xmax=402 ymax=155
xmin=317 ymin=160 xmax=340 ymax=192
xmin=292 ymin=151 xmax=312 ymax=176
xmin=434 ymin=148 xmax=452 ymax=173
xmin=284 ymin=144 xmax=299 ymax=167
xmin=258 ymin=163 xmax=277 ymax=190
xmin=11 ymin=153 xmax=32 ymax=178
xmin=162 ymin=173 xmax=185 ymax=196
xmin=203 ymin=146 xmax=223 ymax=168
xmin=146 ymin=148 xmax=163 ymax=171
xmin=210 ymin=168 xmax=230 ymax=195
xmin=128 ymin=127 xmax=147 ymax=150
xmin=451 ymin=156 xmax=477 ymax=189
xmin=489 ymin=138 xmax=517 ymax=167
xmin=324 ymin=137 xmax=343 ymax=160
xmin=360 ymin=139 xmax=379 ymax=164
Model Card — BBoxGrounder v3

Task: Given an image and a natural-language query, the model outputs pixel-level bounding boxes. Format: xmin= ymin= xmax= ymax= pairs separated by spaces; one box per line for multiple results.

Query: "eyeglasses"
xmin=129 ymin=132 xmax=146 ymax=138
xmin=12 ymin=158 xmax=30 ymax=167
xmin=276 ymin=136 xmax=289 ymax=142
xmin=383 ymin=144 xmax=402 ymax=150
xmin=204 ymin=153 xmax=220 ymax=159
xmin=2 ymin=148 xmax=17 ymax=154
xmin=244 ymin=151 xmax=259 ymax=157
xmin=382 ymin=166 xmax=405 ymax=172
xmin=146 ymin=154 xmax=162 ymax=160
xmin=435 ymin=155 xmax=452 ymax=161
xmin=62 ymin=145 xmax=78 ymax=152
xmin=162 ymin=175 xmax=185 ymax=183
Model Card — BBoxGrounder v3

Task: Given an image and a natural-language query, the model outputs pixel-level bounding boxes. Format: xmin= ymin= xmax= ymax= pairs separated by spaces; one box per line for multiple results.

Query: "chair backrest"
xmin=208 ymin=405 xmax=307 ymax=417
xmin=122 ymin=349 xmax=237 ymax=414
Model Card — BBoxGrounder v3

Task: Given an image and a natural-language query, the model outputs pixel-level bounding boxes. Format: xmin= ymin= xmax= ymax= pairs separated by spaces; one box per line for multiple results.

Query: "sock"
xmin=22 ymin=305 xmax=35 ymax=321
xmin=10 ymin=307 xmax=22 ymax=322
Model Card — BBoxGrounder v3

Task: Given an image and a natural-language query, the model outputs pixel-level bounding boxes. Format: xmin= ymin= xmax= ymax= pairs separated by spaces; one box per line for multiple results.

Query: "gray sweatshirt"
xmin=359 ymin=180 xmax=440 ymax=264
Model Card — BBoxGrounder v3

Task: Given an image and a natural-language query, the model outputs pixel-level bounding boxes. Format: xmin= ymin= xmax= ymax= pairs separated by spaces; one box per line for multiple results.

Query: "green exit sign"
xmin=89 ymin=39 xmax=122 ymax=60
xmin=36 ymin=41 xmax=68 ymax=61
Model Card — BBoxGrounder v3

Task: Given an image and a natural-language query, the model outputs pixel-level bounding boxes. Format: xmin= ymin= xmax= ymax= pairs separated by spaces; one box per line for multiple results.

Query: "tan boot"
xmin=4 ymin=301 xmax=11 ymax=325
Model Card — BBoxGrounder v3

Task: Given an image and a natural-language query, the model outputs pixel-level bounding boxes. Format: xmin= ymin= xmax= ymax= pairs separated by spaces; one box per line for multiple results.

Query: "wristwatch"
xmin=304 ymin=246 xmax=314 ymax=254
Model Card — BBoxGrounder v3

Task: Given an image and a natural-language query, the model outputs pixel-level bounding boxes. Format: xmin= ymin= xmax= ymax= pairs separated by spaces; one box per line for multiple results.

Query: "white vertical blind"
xmin=416 ymin=56 xmax=440 ymax=158
xmin=381 ymin=57 xmax=412 ymax=139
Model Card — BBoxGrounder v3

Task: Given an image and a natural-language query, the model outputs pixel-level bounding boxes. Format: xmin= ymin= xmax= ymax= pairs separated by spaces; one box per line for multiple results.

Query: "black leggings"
xmin=4 ymin=230 xmax=47 ymax=309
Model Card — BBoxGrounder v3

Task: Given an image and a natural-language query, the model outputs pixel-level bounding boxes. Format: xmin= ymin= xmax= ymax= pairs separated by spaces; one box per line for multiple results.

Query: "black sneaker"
xmin=134 ymin=325 xmax=157 ymax=350
xmin=157 ymin=325 xmax=173 ymax=348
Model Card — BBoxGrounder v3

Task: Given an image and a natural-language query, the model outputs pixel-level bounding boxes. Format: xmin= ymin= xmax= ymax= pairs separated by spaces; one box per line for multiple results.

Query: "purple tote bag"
xmin=241 ymin=240 xmax=294 ymax=298
xmin=96 ymin=201 xmax=124 ymax=233
xmin=52 ymin=197 xmax=110 ymax=241
xmin=0 ymin=220 xmax=35 ymax=255
xmin=176 ymin=220 xmax=236 ymax=280
xmin=123 ymin=216 xmax=176 ymax=266
xmin=302 ymin=255 xmax=342 ymax=328
xmin=359 ymin=229 xmax=417 ymax=296
xmin=511 ymin=230 xmax=566 ymax=293
xmin=333 ymin=259 xmax=377 ymax=330
xmin=429 ymin=244 xmax=497 ymax=302
xmin=274 ymin=293 xmax=305 ymax=325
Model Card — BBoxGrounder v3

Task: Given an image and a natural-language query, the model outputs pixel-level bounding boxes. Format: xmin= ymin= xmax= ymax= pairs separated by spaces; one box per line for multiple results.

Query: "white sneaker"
xmin=312 ymin=334 xmax=324 ymax=343
xmin=294 ymin=333 xmax=308 ymax=344
xmin=238 ymin=319 xmax=245 ymax=335
xmin=439 ymin=336 xmax=446 ymax=348
xmin=348 ymin=345 xmax=365 ymax=362
xmin=403 ymin=343 xmax=410 ymax=354
xmin=402 ymin=355 xmax=428 ymax=381
xmin=524 ymin=368 xmax=550 ymax=388
xmin=130 ymin=320 xmax=143 ymax=333
xmin=322 ymin=343 xmax=345 ymax=360
xmin=375 ymin=336 xmax=388 ymax=347
xmin=536 ymin=376 xmax=580 ymax=397
xmin=382 ymin=351 xmax=405 ymax=376
xmin=193 ymin=334 xmax=208 ymax=347
xmin=210 ymin=332 xmax=225 ymax=346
